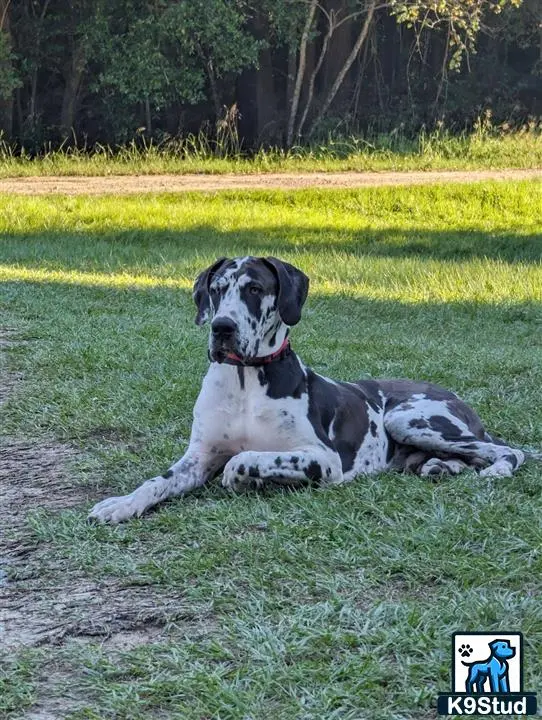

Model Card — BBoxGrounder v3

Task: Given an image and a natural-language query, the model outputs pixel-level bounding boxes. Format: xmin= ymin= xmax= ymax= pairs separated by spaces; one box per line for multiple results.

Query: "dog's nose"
xmin=211 ymin=317 xmax=238 ymax=336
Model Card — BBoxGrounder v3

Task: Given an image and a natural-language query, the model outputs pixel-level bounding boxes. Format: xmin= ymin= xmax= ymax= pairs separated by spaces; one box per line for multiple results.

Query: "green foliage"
xmin=390 ymin=0 xmax=523 ymax=70
xmin=0 ymin=0 xmax=538 ymax=148
xmin=97 ymin=17 xmax=204 ymax=109
xmin=261 ymin=0 xmax=310 ymax=47
xmin=160 ymin=0 xmax=261 ymax=76
xmin=97 ymin=1 xmax=260 ymax=109
xmin=0 ymin=31 xmax=20 ymax=100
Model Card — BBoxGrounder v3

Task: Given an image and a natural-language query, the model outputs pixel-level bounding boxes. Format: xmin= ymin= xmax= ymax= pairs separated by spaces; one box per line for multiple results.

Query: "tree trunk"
xmin=60 ymin=42 xmax=86 ymax=139
xmin=322 ymin=0 xmax=355 ymax=109
xmin=144 ymin=97 xmax=152 ymax=136
xmin=309 ymin=0 xmax=376 ymax=136
xmin=286 ymin=49 xmax=296 ymax=111
xmin=297 ymin=14 xmax=334 ymax=138
xmin=286 ymin=0 xmax=317 ymax=147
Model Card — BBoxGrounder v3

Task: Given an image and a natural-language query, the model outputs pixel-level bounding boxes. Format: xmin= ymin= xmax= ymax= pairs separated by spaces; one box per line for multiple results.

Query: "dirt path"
xmin=1 ymin=168 xmax=541 ymax=195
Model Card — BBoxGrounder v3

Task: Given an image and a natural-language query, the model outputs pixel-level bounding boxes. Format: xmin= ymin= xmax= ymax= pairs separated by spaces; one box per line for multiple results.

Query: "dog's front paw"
xmin=222 ymin=453 xmax=263 ymax=492
xmin=88 ymin=492 xmax=145 ymax=524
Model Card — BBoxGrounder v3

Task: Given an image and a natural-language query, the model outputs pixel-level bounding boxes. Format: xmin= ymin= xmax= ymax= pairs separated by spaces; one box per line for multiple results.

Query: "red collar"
xmin=222 ymin=338 xmax=291 ymax=367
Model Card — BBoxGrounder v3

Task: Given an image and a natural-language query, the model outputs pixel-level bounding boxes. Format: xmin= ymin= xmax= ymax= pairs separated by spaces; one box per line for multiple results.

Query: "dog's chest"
xmin=194 ymin=365 xmax=312 ymax=452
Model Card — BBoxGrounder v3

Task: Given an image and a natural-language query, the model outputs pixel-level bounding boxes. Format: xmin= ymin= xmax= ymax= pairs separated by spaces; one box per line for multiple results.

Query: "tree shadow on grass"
xmin=1 ymin=225 xmax=541 ymax=272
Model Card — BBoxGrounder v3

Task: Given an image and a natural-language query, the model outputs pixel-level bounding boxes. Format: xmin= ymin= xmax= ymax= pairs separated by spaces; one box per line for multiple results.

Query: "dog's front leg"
xmin=88 ymin=447 xmax=223 ymax=524
xmin=221 ymin=447 xmax=343 ymax=492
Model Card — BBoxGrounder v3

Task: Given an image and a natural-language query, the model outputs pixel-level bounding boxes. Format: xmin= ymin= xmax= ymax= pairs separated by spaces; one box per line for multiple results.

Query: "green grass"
xmin=1 ymin=181 xmax=542 ymax=718
xmin=1 ymin=126 xmax=542 ymax=177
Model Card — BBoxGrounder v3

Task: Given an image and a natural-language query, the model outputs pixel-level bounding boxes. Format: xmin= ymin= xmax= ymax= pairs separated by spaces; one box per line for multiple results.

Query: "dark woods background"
xmin=0 ymin=0 xmax=540 ymax=152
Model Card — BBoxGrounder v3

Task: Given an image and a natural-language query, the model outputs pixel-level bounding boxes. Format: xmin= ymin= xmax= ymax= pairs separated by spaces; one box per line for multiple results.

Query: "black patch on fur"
xmin=248 ymin=465 xmax=260 ymax=477
xmin=268 ymin=330 xmax=277 ymax=347
xmin=369 ymin=420 xmax=378 ymax=436
xmin=306 ymin=370 xmax=339 ymax=451
xmin=237 ymin=464 xmax=245 ymax=475
xmin=445 ymin=399 xmax=486 ymax=438
xmin=162 ymin=469 xmax=173 ymax=479
xmin=428 ymin=415 xmax=467 ymax=441
xmin=351 ymin=379 xmax=382 ymax=413
xmin=223 ymin=433 xmax=229 ymax=439
xmin=290 ymin=455 xmax=299 ymax=464
xmin=262 ymin=352 xmax=306 ymax=399
xmin=409 ymin=418 xmax=429 ymax=429
xmin=304 ymin=461 xmax=322 ymax=482
xmin=239 ymin=282 xmax=263 ymax=320
xmin=306 ymin=371 xmax=387 ymax=472
xmin=257 ymin=369 xmax=266 ymax=386
xmin=386 ymin=437 xmax=396 ymax=463
xmin=274 ymin=457 xmax=282 ymax=467
xmin=503 ymin=453 xmax=518 ymax=469
xmin=237 ymin=365 xmax=245 ymax=390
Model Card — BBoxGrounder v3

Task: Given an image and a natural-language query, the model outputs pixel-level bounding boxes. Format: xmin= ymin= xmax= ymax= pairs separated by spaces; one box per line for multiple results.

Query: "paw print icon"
xmin=459 ymin=643 xmax=473 ymax=658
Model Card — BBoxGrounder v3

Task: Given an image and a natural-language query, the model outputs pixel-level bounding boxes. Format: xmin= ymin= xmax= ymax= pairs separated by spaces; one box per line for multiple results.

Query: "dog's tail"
xmin=485 ymin=433 xmax=542 ymax=462
xmin=514 ymin=447 xmax=542 ymax=462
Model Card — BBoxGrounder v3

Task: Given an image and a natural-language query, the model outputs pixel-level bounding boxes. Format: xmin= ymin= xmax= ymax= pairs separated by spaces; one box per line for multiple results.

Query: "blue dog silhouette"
xmin=462 ymin=639 xmax=515 ymax=693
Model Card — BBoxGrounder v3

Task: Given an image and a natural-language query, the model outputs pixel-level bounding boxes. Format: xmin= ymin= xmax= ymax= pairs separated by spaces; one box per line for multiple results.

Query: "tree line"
xmin=0 ymin=0 xmax=540 ymax=151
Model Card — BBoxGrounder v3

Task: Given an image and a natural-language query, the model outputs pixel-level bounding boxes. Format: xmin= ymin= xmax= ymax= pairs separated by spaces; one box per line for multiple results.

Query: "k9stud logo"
xmin=437 ymin=632 xmax=537 ymax=715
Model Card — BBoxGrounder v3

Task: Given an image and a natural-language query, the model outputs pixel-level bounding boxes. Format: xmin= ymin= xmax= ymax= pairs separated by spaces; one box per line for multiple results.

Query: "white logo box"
xmin=453 ymin=632 xmax=522 ymax=693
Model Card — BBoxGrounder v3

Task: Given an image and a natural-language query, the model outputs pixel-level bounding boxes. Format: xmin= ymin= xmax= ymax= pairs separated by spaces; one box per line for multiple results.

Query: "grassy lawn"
xmin=1 ymin=129 xmax=542 ymax=177
xmin=1 ymin=181 xmax=542 ymax=719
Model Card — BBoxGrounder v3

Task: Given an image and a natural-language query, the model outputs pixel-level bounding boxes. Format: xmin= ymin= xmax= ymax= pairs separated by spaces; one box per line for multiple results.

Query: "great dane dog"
xmin=89 ymin=256 xmax=531 ymax=524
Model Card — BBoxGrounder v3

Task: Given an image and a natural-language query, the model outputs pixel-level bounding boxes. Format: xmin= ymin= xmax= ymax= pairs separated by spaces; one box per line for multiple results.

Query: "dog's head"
xmin=193 ymin=256 xmax=309 ymax=363
xmin=490 ymin=640 xmax=515 ymax=660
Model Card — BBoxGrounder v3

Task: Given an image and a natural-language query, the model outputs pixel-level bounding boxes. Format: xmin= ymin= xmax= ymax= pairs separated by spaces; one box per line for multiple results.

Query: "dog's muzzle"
xmin=210 ymin=316 xmax=240 ymax=363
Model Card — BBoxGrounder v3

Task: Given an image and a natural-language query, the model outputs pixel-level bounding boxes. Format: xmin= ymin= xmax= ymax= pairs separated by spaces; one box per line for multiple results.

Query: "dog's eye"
xmin=248 ymin=284 xmax=262 ymax=295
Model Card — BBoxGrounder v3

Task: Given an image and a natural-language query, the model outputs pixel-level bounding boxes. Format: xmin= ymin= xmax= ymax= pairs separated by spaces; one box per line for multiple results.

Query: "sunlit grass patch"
xmin=1 ymin=255 xmax=541 ymax=305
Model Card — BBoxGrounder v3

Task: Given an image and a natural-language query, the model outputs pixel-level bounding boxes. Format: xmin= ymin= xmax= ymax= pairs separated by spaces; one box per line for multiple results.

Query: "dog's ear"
xmin=193 ymin=257 xmax=228 ymax=325
xmin=262 ymin=257 xmax=309 ymax=326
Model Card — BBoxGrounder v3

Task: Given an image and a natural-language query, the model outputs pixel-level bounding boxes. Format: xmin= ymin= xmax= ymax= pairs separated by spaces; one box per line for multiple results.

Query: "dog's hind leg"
xmin=385 ymin=397 xmax=525 ymax=477
xmin=465 ymin=672 xmax=476 ymax=694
